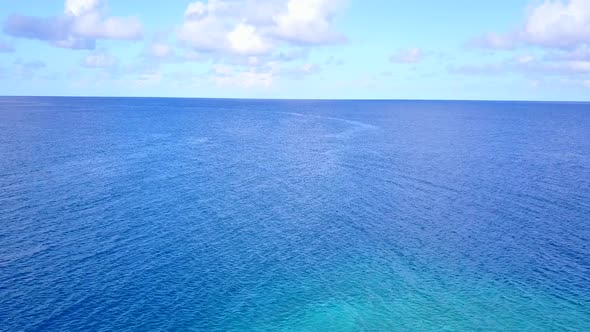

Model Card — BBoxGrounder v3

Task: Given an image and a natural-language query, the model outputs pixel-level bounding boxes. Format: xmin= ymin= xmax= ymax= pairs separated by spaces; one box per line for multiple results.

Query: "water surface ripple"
xmin=1 ymin=97 xmax=589 ymax=331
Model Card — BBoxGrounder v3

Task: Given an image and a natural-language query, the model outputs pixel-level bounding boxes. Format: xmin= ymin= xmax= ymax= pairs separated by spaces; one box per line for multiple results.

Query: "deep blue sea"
xmin=0 ymin=97 xmax=589 ymax=331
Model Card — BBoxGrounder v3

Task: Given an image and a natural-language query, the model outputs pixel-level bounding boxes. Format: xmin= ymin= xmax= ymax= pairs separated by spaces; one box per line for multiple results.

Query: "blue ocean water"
xmin=0 ymin=97 xmax=589 ymax=331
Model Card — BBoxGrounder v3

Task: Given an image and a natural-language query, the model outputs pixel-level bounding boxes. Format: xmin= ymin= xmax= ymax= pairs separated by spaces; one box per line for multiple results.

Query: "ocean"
xmin=0 ymin=97 xmax=589 ymax=331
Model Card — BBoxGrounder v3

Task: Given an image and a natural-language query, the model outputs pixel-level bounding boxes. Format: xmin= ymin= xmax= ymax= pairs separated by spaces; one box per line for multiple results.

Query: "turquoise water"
xmin=0 ymin=97 xmax=589 ymax=331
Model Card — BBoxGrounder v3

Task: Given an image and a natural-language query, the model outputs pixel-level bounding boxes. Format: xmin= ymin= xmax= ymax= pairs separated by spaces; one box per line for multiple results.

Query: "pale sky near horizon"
xmin=1 ymin=0 xmax=590 ymax=100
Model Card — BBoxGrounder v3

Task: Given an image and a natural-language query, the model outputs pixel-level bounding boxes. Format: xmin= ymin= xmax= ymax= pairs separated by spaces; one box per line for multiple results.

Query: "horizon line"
xmin=1 ymin=95 xmax=590 ymax=104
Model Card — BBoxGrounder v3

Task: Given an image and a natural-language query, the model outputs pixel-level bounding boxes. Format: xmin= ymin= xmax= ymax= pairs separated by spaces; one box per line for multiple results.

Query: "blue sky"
xmin=1 ymin=0 xmax=590 ymax=100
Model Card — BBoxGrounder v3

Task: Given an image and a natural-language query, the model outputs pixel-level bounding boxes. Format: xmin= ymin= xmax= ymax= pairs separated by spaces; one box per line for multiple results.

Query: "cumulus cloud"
xmin=177 ymin=2 xmax=233 ymax=53
xmin=470 ymin=0 xmax=590 ymax=50
xmin=390 ymin=48 xmax=424 ymax=64
xmin=177 ymin=0 xmax=280 ymax=55
xmin=143 ymin=0 xmax=345 ymax=89
xmin=463 ymin=0 xmax=590 ymax=90
xmin=3 ymin=0 xmax=142 ymax=50
xmin=177 ymin=0 xmax=346 ymax=57
xmin=523 ymin=0 xmax=590 ymax=48
xmin=227 ymin=23 xmax=273 ymax=55
xmin=273 ymin=0 xmax=347 ymax=45
xmin=65 ymin=0 xmax=100 ymax=16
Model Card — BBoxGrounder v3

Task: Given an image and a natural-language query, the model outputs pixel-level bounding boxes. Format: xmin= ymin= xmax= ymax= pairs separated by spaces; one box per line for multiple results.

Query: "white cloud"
xmin=184 ymin=2 xmax=208 ymax=19
xmin=450 ymin=54 xmax=590 ymax=77
xmin=177 ymin=0 xmax=346 ymax=57
xmin=523 ymin=0 xmax=590 ymax=48
xmin=65 ymin=0 xmax=101 ymax=16
xmin=4 ymin=0 xmax=142 ymax=49
xmin=205 ymin=57 xmax=322 ymax=88
xmin=178 ymin=15 xmax=228 ymax=52
xmin=558 ymin=60 xmax=590 ymax=71
xmin=66 ymin=0 xmax=142 ymax=40
xmin=227 ymin=23 xmax=272 ymax=55
xmin=545 ymin=45 xmax=590 ymax=60
xmin=463 ymin=0 xmax=590 ymax=90
xmin=211 ymin=64 xmax=273 ymax=88
xmin=71 ymin=13 xmax=142 ymax=40
xmin=83 ymin=51 xmax=117 ymax=68
xmin=147 ymin=42 xmax=173 ymax=58
xmin=467 ymin=32 xmax=516 ymax=49
xmin=177 ymin=1 xmax=246 ymax=54
xmin=390 ymin=48 xmax=424 ymax=64
xmin=282 ymin=62 xmax=321 ymax=78
xmin=471 ymin=0 xmax=590 ymax=49
xmin=273 ymin=0 xmax=346 ymax=45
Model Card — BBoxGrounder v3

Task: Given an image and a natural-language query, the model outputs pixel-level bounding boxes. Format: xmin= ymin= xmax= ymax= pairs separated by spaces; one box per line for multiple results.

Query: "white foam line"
xmin=279 ymin=112 xmax=377 ymax=129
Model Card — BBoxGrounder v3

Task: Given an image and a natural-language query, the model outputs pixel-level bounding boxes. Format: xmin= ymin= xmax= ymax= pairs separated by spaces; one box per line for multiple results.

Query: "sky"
xmin=1 ymin=0 xmax=590 ymax=100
